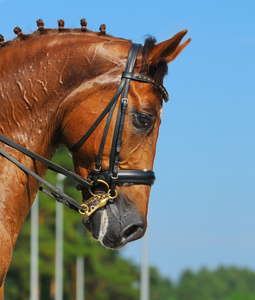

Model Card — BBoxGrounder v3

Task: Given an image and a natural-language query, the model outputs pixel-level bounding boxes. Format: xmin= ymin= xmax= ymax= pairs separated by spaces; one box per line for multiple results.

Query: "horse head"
xmin=60 ymin=30 xmax=191 ymax=249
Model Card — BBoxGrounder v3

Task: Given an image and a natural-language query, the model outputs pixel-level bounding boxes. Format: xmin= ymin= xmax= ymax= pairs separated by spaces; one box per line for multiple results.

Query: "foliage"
xmin=150 ymin=266 xmax=174 ymax=300
xmin=174 ymin=267 xmax=255 ymax=300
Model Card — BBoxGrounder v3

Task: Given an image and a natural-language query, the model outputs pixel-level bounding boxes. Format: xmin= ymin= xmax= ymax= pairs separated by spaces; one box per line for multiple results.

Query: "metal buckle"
xmin=111 ymin=173 xmax=118 ymax=180
xmin=122 ymin=97 xmax=128 ymax=105
xmin=94 ymin=165 xmax=101 ymax=172
xmin=78 ymin=179 xmax=117 ymax=216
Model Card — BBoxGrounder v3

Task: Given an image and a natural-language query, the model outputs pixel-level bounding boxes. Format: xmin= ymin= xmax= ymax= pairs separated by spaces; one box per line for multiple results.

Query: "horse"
xmin=0 ymin=19 xmax=190 ymax=296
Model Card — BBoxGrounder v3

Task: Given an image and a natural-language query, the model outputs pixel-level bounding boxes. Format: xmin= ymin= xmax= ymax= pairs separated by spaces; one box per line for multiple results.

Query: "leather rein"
xmin=0 ymin=43 xmax=169 ymax=216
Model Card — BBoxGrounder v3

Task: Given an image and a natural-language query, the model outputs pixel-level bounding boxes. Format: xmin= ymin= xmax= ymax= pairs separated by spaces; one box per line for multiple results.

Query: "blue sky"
xmin=1 ymin=0 xmax=255 ymax=281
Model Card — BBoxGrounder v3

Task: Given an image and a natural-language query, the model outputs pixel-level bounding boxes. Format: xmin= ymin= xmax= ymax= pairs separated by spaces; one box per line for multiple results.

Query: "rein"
xmin=0 ymin=43 xmax=168 ymax=216
xmin=0 ymin=133 xmax=92 ymax=212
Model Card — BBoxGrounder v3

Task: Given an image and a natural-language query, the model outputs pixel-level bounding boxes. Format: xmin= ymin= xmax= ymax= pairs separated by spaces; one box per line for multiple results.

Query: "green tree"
xmin=150 ymin=266 xmax=175 ymax=300
xmin=176 ymin=266 xmax=255 ymax=300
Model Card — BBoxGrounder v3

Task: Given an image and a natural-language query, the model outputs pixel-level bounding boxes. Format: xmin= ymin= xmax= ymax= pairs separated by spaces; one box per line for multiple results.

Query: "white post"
xmin=30 ymin=194 xmax=39 ymax=300
xmin=140 ymin=231 xmax=149 ymax=300
xmin=76 ymin=256 xmax=85 ymax=300
xmin=55 ymin=174 xmax=65 ymax=300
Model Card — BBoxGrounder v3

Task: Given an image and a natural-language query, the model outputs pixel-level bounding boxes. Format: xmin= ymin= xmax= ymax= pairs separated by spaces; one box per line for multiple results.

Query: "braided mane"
xmin=0 ymin=19 xmax=127 ymax=48
xmin=0 ymin=19 xmax=168 ymax=84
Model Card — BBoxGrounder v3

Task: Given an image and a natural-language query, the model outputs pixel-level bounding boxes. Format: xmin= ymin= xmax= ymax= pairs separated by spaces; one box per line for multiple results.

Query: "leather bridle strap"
xmin=70 ymin=44 xmax=142 ymax=155
xmin=122 ymin=72 xmax=169 ymax=102
xmin=86 ymin=170 xmax=155 ymax=187
xmin=93 ymin=44 xmax=141 ymax=175
xmin=70 ymin=77 xmax=126 ymax=154
xmin=0 ymin=137 xmax=86 ymax=212
xmin=107 ymin=44 xmax=141 ymax=191
xmin=0 ymin=133 xmax=92 ymax=189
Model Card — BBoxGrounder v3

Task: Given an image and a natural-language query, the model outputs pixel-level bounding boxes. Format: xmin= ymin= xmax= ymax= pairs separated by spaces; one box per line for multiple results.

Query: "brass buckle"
xmin=78 ymin=179 xmax=117 ymax=216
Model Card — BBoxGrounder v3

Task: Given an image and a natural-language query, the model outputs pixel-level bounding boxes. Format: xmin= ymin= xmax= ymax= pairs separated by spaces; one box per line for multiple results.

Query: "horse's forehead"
xmin=129 ymin=83 xmax=163 ymax=114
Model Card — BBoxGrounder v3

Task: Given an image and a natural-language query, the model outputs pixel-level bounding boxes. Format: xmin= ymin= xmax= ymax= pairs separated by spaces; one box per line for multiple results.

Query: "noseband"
xmin=0 ymin=43 xmax=168 ymax=216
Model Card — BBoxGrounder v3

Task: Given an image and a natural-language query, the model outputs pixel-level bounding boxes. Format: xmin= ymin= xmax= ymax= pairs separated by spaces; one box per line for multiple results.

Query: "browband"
xmin=122 ymin=71 xmax=169 ymax=102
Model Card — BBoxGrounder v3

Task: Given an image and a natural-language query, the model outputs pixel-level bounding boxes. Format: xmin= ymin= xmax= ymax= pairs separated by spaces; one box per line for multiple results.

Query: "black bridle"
xmin=0 ymin=43 xmax=168 ymax=216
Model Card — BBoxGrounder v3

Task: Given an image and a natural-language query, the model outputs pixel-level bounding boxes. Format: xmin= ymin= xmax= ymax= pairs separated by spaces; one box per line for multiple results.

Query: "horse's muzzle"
xmin=81 ymin=192 xmax=146 ymax=249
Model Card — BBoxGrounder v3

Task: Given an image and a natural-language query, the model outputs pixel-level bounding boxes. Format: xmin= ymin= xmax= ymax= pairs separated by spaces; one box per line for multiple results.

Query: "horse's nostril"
xmin=122 ymin=222 xmax=144 ymax=242
xmin=123 ymin=225 xmax=139 ymax=239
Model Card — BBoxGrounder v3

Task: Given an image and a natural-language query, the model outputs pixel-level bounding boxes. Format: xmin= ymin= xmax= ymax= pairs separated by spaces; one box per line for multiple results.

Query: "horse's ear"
xmin=149 ymin=30 xmax=191 ymax=65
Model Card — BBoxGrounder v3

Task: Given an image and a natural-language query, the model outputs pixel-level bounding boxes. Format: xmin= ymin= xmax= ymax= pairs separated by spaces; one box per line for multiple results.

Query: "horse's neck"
xmin=0 ymin=57 xmax=61 ymax=242
xmin=0 ymin=35 xmax=127 ymax=239
xmin=0 ymin=37 xmax=87 ymax=239
xmin=0 ymin=50 xmax=63 ymax=157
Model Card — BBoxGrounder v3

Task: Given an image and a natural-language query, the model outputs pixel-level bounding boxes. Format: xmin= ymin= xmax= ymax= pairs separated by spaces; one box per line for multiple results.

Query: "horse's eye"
xmin=133 ymin=112 xmax=153 ymax=129
xmin=137 ymin=113 xmax=150 ymax=126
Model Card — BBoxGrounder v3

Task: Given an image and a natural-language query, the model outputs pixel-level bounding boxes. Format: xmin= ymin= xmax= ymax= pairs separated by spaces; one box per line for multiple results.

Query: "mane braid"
xmin=0 ymin=25 xmax=127 ymax=48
